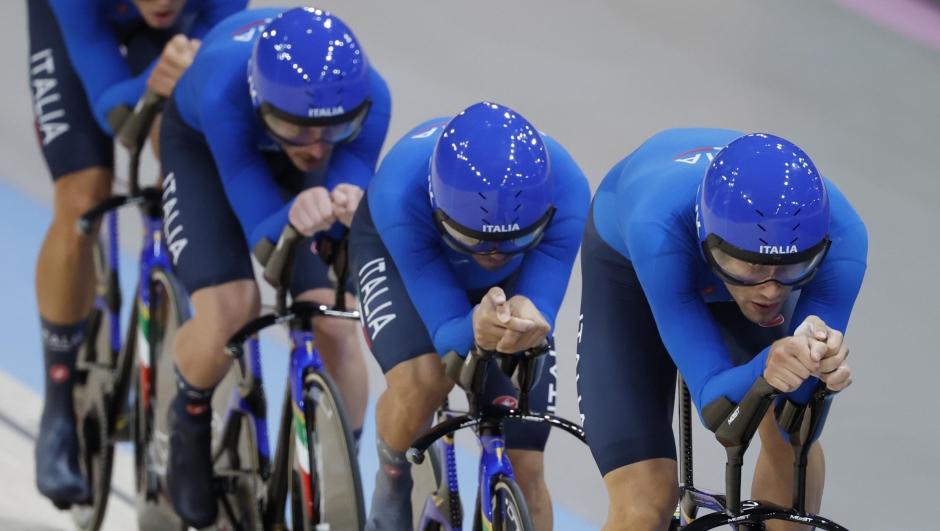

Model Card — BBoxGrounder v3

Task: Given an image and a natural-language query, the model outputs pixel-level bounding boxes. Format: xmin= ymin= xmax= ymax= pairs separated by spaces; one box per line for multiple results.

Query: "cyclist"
xmin=158 ymin=6 xmax=390 ymax=528
xmin=28 ymin=0 xmax=246 ymax=509
xmin=576 ymin=129 xmax=867 ymax=531
xmin=349 ymin=102 xmax=590 ymax=531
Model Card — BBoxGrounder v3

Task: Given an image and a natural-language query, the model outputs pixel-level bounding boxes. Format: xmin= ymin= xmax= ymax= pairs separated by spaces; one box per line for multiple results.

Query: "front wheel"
xmin=290 ymin=370 xmax=365 ymax=530
xmin=489 ymin=476 xmax=534 ymax=531
xmin=70 ymin=370 xmax=113 ymax=531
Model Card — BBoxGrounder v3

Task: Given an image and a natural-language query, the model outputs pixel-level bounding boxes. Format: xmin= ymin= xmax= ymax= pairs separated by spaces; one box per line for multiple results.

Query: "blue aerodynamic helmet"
xmin=696 ymin=133 xmax=831 ymax=286
xmin=430 ymin=102 xmax=555 ymax=255
xmin=249 ymin=7 xmax=371 ymax=146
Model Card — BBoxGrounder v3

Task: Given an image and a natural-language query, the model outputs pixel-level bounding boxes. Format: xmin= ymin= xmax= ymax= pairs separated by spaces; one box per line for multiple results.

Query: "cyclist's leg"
xmin=350 ymin=198 xmax=453 ymax=531
xmin=28 ymin=0 xmax=116 ymax=506
xmin=577 ymin=208 xmax=678 ymax=531
xmin=160 ymin=95 xmax=260 ymax=528
xmin=291 ymin=250 xmax=368 ymax=443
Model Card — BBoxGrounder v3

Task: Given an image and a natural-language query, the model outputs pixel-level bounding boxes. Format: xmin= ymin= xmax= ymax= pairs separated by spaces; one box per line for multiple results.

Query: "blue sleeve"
xmin=48 ymin=0 xmax=145 ymax=135
xmin=629 ymin=242 xmax=770 ymax=420
xmin=379 ymin=202 xmax=478 ymax=357
xmin=784 ymin=205 xmax=868 ymax=405
xmin=188 ymin=0 xmax=249 ymax=40
xmin=513 ymin=141 xmax=591 ymax=330
xmin=200 ymin=92 xmax=287 ymax=246
xmin=317 ymin=70 xmax=391 ymax=240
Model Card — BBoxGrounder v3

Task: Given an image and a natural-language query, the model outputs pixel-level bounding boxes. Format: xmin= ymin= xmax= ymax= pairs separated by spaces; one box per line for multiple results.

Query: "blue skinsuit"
xmin=365 ymin=118 xmax=591 ymax=360
xmin=170 ymin=7 xmax=392 ymax=248
xmin=47 ymin=0 xmax=247 ymax=135
xmin=590 ymin=128 xmax=868 ymax=415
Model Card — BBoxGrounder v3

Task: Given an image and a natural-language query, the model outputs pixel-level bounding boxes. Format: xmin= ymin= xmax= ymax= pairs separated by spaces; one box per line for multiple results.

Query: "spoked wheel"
xmin=70 ymin=238 xmax=116 ymax=531
xmin=682 ymin=507 xmax=848 ymax=531
xmin=290 ymin=370 xmax=365 ymax=531
xmin=135 ymin=267 xmax=192 ymax=531
xmin=71 ymin=368 xmax=114 ymax=531
xmin=488 ymin=476 xmax=534 ymax=531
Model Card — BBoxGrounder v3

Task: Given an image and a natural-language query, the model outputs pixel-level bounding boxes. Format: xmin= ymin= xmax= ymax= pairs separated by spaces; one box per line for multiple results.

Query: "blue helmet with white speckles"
xmin=249 ymin=7 xmax=371 ymax=145
xmin=696 ymin=133 xmax=831 ymax=286
xmin=429 ymin=102 xmax=555 ymax=255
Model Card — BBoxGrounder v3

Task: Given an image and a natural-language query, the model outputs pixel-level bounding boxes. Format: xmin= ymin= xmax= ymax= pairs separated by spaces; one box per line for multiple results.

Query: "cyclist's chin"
xmin=287 ymin=153 xmax=325 ymax=172
xmin=473 ymin=254 xmax=512 ymax=271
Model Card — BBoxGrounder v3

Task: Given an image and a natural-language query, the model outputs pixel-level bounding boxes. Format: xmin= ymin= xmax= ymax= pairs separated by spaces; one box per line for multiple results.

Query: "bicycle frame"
xmin=215 ymin=319 xmax=329 ymax=528
xmin=677 ymin=376 xmax=844 ymax=530
xmin=411 ymin=350 xmax=587 ymax=531
xmin=219 ymin=229 xmax=361 ymax=529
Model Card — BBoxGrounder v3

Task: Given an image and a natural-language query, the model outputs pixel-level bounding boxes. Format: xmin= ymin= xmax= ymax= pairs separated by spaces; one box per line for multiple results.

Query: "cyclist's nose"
xmin=756 ymin=280 xmax=784 ymax=301
xmin=305 ymin=142 xmax=327 ymax=160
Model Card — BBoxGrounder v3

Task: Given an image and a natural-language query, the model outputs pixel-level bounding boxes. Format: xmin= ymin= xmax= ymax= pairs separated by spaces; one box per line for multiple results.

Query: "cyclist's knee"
xmin=604 ymin=459 xmax=677 ymax=531
xmin=52 ymin=167 xmax=113 ymax=222
xmin=385 ymin=354 xmax=453 ymax=411
xmin=506 ymin=449 xmax=545 ymax=490
xmin=190 ymin=280 xmax=261 ymax=345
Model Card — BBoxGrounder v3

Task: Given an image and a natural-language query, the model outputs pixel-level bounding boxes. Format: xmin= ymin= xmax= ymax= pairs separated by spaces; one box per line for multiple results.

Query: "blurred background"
xmin=1 ymin=1 xmax=939 ymax=530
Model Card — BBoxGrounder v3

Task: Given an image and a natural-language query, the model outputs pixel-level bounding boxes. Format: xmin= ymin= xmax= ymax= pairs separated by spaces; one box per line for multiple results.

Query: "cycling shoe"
xmin=365 ymin=463 xmax=414 ymax=531
xmin=35 ymin=410 xmax=90 ymax=508
xmin=166 ymin=400 xmax=217 ymax=529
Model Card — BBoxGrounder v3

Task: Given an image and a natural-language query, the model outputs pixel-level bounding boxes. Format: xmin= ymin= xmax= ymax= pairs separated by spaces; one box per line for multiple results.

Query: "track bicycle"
xmin=209 ymin=226 xmax=366 ymax=531
xmin=672 ymin=375 xmax=848 ymax=530
xmin=68 ymin=88 xmax=181 ymax=531
xmin=407 ymin=342 xmax=588 ymax=531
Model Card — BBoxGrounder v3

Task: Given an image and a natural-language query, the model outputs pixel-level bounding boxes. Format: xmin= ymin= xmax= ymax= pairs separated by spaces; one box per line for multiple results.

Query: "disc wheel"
xmin=290 ymin=370 xmax=365 ymax=531
xmin=70 ymin=370 xmax=114 ymax=531
xmin=488 ymin=476 xmax=534 ymax=531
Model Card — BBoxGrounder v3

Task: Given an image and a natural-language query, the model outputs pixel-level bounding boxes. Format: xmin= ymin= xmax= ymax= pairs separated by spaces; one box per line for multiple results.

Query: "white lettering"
xmin=308 ymin=106 xmax=345 ymax=118
xmin=39 ymin=122 xmax=69 ymax=146
xmin=728 ymin=406 xmax=740 ymax=425
xmin=358 ymin=257 xmax=386 ymax=282
xmin=168 ymin=239 xmax=188 ymax=265
xmin=482 ymin=223 xmax=520 ymax=233
xmin=546 ymin=348 xmax=557 ymax=413
xmin=367 ymin=312 xmax=396 ymax=339
xmin=758 ymin=245 xmax=798 ymax=254
xmin=30 ymin=49 xmax=55 ymax=76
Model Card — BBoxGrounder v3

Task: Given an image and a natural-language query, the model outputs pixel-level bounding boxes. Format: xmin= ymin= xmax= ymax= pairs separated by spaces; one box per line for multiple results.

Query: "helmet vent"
xmin=790 ymin=237 xmax=799 ymax=245
xmin=514 ymin=204 xmax=521 ymax=211
xmin=479 ymin=206 xmax=489 ymax=213
xmin=515 ymin=190 xmax=523 ymax=197
xmin=755 ymin=209 xmax=765 ymax=217
xmin=792 ymin=223 xmax=801 ymax=231
xmin=759 ymin=238 xmax=769 ymax=245
xmin=478 ymin=193 xmax=487 ymax=199
xmin=794 ymin=208 xmax=802 ymax=216
xmin=757 ymin=224 xmax=766 ymax=232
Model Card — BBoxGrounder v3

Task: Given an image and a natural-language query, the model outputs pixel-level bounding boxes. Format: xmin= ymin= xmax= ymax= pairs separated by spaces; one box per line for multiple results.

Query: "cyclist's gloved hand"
xmin=289 ymin=186 xmax=336 ymax=237
xmin=764 ymin=333 xmax=828 ymax=393
xmin=147 ymin=35 xmax=201 ymax=97
xmin=472 ymin=287 xmax=534 ymax=352
xmin=496 ymin=295 xmax=551 ymax=353
xmin=794 ymin=316 xmax=852 ymax=392
xmin=330 ymin=183 xmax=363 ymax=228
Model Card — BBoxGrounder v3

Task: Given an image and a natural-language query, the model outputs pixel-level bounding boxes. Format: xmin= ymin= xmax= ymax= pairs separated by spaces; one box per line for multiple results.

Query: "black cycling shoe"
xmin=35 ymin=410 xmax=91 ymax=508
xmin=166 ymin=399 xmax=217 ymax=529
